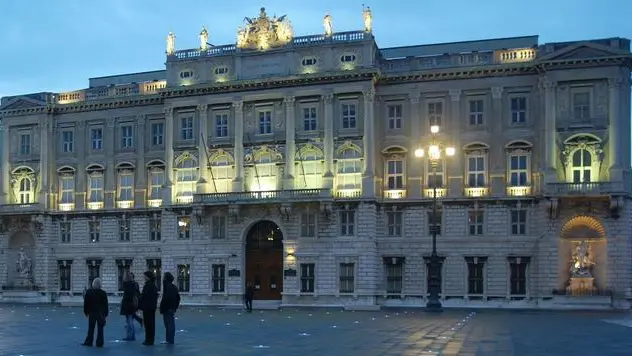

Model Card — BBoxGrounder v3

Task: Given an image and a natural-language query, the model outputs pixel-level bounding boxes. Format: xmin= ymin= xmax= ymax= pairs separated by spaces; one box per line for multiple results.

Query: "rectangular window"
xmin=510 ymin=97 xmax=527 ymax=124
xmin=387 ymin=104 xmax=402 ymax=130
xmin=211 ymin=264 xmax=225 ymax=293
xmin=20 ymin=133 xmax=31 ymax=155
xmin=339 ymin=263 xmax=355 ymax=293
xmin=88 ymin=262 xmax=100 ymax=286
xmin=341 ymin=103 xmax=357 ymax=129
xmin=117 ymin=264 xmax=128 ymax=291
xmin=300 ymin=213 xmax=316 ymax=237
xmin=386 ymin=211 xmax=403 ymax=236
xmin=121 ymin=125 xmax=133 ymax=148
xmin=339 ymin=210 xmax=355 ymax=236
xmin=58 ymin=263 xmax=71 ymax=291
xmin=61 ymin=131 xmax=74 ymax=152
xmin=426 ymin=159 xmax=444 ymax=188
xmin=468 ymin=210 xmax=484 ymax=236
xmin=467 ymin=259 xmax=485 ymax=295
xmin=427 ymin=102 xmax=443 ymax=126
xmin=336 ymin=160 xmax=362 ymax=190
xmin=258 ymin=110 xmax=272 ymax=134
xmin=180 ymin=116 xmax=194 ymax=140
xmin=427 ymin=210 xmax=442 ymax=236
xmin=91 ymin=128 xmax=103 ymax=150
xmin=300 ymin=263 xmax=315 ymax=293
xmin=119 ymin=217 xmax=131 ymax=241
xmin=177 ymin=264 xmax=191 ymax=292
xmin=509 ymin=155 xmax=528 ymax=186
xmin=468 ymin=99 xmax=484 ymax=125
xmin=151 ymin=122 xmax=164 ymax=146
xmin=118 ymin=171 xmax=134 ymax=202
xmin=211 ymin=216 xmax=226 ymax=239
xmin=510 ymin=261 xmax=528 ymax=295
xmin=386 ymin=160 xmax=404 ymax=190
xmin=215 ymin=113 xmax=229 ymax=138
xmin=88 ymin=173 xmax=104 ymax=203
xmin=467 ymin=156 xmax=486 ymax=187
xmin=149 ymin=215 xmax=161 ymax=241
xmin=178 ymin=216 xmax=191 ymax=240
xmin=511 ymin=209 xmax=527 ymax=235
xmin=60 ymin=222 xmax=71 ymax=243
xmin=572 ymin=92 xmax=590 ymax=120
xmin=89 ymin=220 xmax=100 ymax=243
xmin=303 ymin=107 xmax=317 ymax=131
xmin=147 ymin=259 xmax=162 ymax=291
xmin=385 ymin=259 xmax=403 ymax=294
xmin=148 ymin=168 xmax=164 ymax=200
xmin=59 ymin=175 xmax=75 ymax=204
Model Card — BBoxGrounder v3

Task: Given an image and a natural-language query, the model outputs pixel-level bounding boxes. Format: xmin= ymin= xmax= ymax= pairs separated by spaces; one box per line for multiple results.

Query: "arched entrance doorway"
xmin=245 ymin=220 xmax=283 ymax=300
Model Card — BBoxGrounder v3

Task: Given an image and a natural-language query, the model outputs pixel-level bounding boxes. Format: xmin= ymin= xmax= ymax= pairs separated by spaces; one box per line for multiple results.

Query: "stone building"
xmin=0 ymin=8 xmax=631 ymax=309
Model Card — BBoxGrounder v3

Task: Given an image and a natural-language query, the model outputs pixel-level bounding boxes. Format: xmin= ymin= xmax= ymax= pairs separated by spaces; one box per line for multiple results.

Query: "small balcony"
xmin=334 ymin=189 xmax=362 ymax=199
xmin=0 ymin=203 xmax=41 ymax=214
xmin=383 ymin=189 xmax=407 ymax=199
xmin=546 ymin=182 xmax=618 ymax=197
xmin=117 ymin=200 xmax=134 ymax=209
xmin=464 ymin=187 xmax=489 ymax=198
xmin=58 ymin=203 xmax=75 ymax=211
xmin=506 ymin=186 xmax=532 ymax=197
xmin=423 ymin=187 xmax=447 ymax=198
xmin=147 ymin=199 xmax=162 ymax=208
xmin=87 ymin=201 xmax=104 ymax=210
xmin=194 ymin=188 xmax=331 ymax=205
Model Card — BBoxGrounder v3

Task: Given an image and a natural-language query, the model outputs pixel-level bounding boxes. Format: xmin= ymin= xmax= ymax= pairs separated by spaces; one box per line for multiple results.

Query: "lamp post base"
xmin=425 ymin=252 xmax=443 ymax=312
xmin=425 ymin=298 xmax=443 ymax=312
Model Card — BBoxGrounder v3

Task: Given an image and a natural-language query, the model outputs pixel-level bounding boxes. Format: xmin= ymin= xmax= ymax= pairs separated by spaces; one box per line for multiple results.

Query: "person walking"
xmin=159 ymin=272 xmax=181 ymax=345
xmin=244 ymin=282 xmax=254 ymax=312
xmin=120 ymin=272 xmax=139 ymax=341
xmin=138 ymin=271 xmax=159 ymax=346
xmin=130 ymin=273 xmax=143 ymax=327
xmin=81 ymin=278 xmax=109 ymax=348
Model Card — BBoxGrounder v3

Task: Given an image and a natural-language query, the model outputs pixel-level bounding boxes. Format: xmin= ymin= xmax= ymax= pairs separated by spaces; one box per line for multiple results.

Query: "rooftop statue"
xmin=363 ymin=6 xmax=372 ymax=33
xmin=166 ymin=32 xmax=176 ymax=55
xmin=200 ymin=26 xmax=209 ymax=51
xmin=236 ymin=7 xmax=294 ymax=51
xmin=324 ymin=13 xmax=333 ymax=37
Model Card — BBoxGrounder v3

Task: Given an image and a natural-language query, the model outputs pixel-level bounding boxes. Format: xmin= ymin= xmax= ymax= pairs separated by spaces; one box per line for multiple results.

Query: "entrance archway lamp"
xmin=414 ymin=124 xmax=455 ymax=312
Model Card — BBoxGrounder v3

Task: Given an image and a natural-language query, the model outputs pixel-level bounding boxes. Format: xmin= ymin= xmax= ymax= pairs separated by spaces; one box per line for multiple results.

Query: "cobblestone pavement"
xmin=0 ymin=305 xmax=631 ymax=355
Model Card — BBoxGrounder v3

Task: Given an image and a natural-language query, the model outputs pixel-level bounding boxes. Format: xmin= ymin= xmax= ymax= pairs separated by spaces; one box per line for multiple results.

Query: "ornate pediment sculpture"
xmin=237 ymin=7 xmax=293 ymax=51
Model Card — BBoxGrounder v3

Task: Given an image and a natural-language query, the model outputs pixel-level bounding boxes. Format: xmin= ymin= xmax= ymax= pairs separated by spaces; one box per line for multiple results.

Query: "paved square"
xmin=0 ymin=305 xmax=631 ymax=355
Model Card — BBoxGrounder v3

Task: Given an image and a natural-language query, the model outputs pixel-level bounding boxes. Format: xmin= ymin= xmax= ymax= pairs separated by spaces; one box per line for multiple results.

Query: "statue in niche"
xmin=200 ymin=26 xmax=209 ymax=51
xmin=166 ymin=32 xmax=176 ymax=55
xmin=16 ymin=248 xmax=32 ymax=278
xmin=323 ymin=13 xmax=333 ymax=37
xmin=569 ymin=240 xmax=595 ymax=277
xmin=362 ymin=5 xmax=372 ymax=33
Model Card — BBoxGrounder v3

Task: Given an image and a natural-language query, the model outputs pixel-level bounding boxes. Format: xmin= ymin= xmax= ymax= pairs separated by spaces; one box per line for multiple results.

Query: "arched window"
xmin=116 ymin=163 xmax=135 ymax=208
xmin=147 ymin=160 xmax=165 ymax=205
xmin=58 ymin=167 xmax=76 ymax=210
xmin=86 ymin=165 xmax=104 ymax=209
xmin=175 ymin=155 xmax=198 ymax=203
xmin=296 ymin=148 xmax=323 ymax=189
xmin=336 ymin=147 xmax=362 ymax=193
xmin=210 ymin=154 xmax=233 ymax=193
xmin=572 ymin=149 xmax=592 ymax=183
xmin=11 ymin=167 xmax=36 ymax=204
xmin=251 ymin=151 xmax=277 ymax=192
xmin=18 ymin=177 xmax=31 ymax=204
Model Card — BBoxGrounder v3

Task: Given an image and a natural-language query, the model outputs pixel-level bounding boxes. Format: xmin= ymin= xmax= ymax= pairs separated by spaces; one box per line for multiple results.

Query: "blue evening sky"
xmin=0 ymin=0 xmax=629 ymax=99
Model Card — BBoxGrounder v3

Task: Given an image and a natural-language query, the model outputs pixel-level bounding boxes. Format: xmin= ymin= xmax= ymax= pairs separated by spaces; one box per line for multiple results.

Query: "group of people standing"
xmin=81 ymin=270 xmax=181 ymax=348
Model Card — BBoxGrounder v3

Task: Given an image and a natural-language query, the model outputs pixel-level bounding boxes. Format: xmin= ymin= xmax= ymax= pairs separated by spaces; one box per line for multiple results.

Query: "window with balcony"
xmin=61 ymin=130 xmax=74 ymax=153
xmin=86 ymin=165 xmax=104 ymax=209
xmin=387 ymin=104 xmax=402 ymax=130
xmin=468 ymin=210 xmax=484 ymax=235
xmin=300 ymin=263 xmax=315 ymax=293
xmin=151 ymin=122 xmax=164 ymax=146
xmin=339 ymin=262 xmax=355 ymax=293
xmin=211 ymin=215 xmax=226 ymax=239
xmin=303 ymin=107 xmax=317 ymax=131
xmin=251 ymin=151 xmax=276 ymax=192
xmin=175 ymin=154 xmax=198 ymax=203
xmin=120 ymin=125 xmax=133 ymax=149
xmin=572 ymin=149 xmax=592 ymax=183
xmin=563 ymin=135 xmax=602 ymax=185
xmin=12 ymin=167 xmax=35 ymax=204
xmin=300 ymin=212 xmax=316 ymax=237
xmin=510 ymin=97 xmax=527 ymax=124
xmin=20 ymin=133 xmax=31 ymax=155
xmin=177 ymin=264 xmax=191 ymax=292
xmin=468 ymin=99 xmax=484 ymax=126
xmin=465 ymin=144 xmax=489 ymax=190
xmin=386 ymin=211 xmax=403 ymax=236
xmin=384 ymin=257 xmax=403 ymax=294
xmin=117 ymin=164 xmax=134 ymax=208
xmin=215 ymin=113 xmax=229 ymax=138
xmin=58 ymin=167 xmax=75 ymax=210
xmin=295 ymin=147 xmax=323 ymax=189
xmin=427 ymin=101 xmax=443 ymax=126
xmin=572 ymin=91 xmax=590 ymax=121
xmin=336 ymin=147 xmax=362 ymax=194
xmin=339 ymin=210 xmax=355 ymax=236
xmin=426 ymin=158 xmax=444 ymax=189
xmin=210 ymin=154 xmax=233 ymax=193
xmin=119 ymin=216 xmax=131 ymax=241
xmin=341 ymin=103 xmax=357 ymax=129
xmin=511 ymin=209 xmax=527 ymax=235
xmin=506 ymin=141 xmax=532 ymax=196
xmin=90 ymin=127 xmax=103 ymax=150
xmin=147 ymin=161 xmax=165 ymax=205
xmin=258 ymin=110 xmax=272 ymax=134
xmin=180 ymin=116 xmax=194 ymax=140
xmin=149 ymin=214 xmax=161 ymax=241
xmin=466 ymin=257 xmax=486 ymax=296
xmin=89 ymin=220 xmax=101 ymax=243
xmin=212 ymin=264 xmax=226 ymax=293
xmin=386 ymin=160 xmax=404 ymax=191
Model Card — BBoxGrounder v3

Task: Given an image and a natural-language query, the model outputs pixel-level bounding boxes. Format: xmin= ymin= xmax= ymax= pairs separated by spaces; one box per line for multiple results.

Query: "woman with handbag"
xmin=81 ymin=278 xmax=109 ymax=348
xmin=120 ymin=272 xmax=139 ymax=341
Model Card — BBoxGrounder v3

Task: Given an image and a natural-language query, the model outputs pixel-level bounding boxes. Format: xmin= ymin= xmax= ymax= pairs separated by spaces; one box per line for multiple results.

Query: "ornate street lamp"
xmin=414 ymin=125 xmax=455 ymax=312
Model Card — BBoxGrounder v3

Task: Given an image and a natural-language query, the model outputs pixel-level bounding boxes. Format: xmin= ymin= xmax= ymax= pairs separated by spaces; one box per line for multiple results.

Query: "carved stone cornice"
xmin=283 ymin=96 xmax=296 ymax=106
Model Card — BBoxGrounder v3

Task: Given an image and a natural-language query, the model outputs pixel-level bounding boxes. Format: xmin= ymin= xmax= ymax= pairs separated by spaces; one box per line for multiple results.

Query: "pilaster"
xmin=135 ymin=115 xmax=147 ymax=208
xmin=1 ymin=121 xmax=9 ymax=204
xmin=447 ymin=89 xmax=462 ymax=198
xmin=407 ymin=93 xmax=422 ymax=198
xmin=541 ymin=77 xmax=557 ymax=183
xmin=39 ymin=117 xmax=52 ymax=207
xmin=104 ymin=117 xmax=116 ymax=209
xmin=490 ymin=87 xmax=505 ymax=196
xmin=362 ymin=89 xmax=376 ymax=198
xmin=232 ymin=100 xmax=245 ymax=192
xmin=323 ymin=93 xmax=334 ymax=189
xmin=75 ymin=121 xmax=86 ymax=210
xmin=284 ymin=96 xmax=296 ymax=189
xmin=197 ymin=105 xmax=209 ymax=194
xmin=163 ymin=108 xmax=174 ymax=205
xmin=608 ymin=78 xmax=623 ymax=181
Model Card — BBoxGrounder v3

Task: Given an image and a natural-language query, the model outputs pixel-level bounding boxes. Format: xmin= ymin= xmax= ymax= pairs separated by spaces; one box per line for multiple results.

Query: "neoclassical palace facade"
xmin=0 ymin=9 xmax=631 ymax=308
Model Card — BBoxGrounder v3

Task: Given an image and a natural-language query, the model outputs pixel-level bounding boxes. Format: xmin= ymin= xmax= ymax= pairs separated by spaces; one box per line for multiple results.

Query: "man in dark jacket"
xmin=82 ymin=278 xmax=109 ymax=348
xmin=138 ymin=271 xmax=159 ymax=346
xmin=244 ymin=282 xmax=254 ymax=312
xmin=119 ymin=272 xmax=139 ymax=341
xmin=159 ymin=272 xmax=181 ymax=344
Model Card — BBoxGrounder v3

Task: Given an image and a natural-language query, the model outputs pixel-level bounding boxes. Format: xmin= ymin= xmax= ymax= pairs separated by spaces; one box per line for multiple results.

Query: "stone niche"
xmin=6 ymin=230 xmax=36 ymax=289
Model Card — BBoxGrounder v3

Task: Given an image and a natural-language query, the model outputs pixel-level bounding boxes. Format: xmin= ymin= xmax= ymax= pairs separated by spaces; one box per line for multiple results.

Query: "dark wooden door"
xmin=245 ymin=221 xmax=283 ymax=300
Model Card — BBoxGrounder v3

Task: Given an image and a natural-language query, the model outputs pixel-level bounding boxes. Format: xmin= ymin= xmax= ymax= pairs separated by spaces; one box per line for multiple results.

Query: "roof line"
xmin=380 ymin=35 xmax=539 ymax=51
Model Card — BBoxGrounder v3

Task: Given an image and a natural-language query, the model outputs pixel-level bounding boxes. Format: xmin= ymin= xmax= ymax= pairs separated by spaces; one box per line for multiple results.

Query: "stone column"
xmin=490 ymin=87 xmax=505 ymax=196
xmin=232 ymin=101 xmax=244 ymax=192
xmin=608 ymin=78 xmax=623 ymax=181
xmin=284 ymin=96 xmax=296 ymax=190
xmin=163 ymin=108 xmax=174 ymax=205
xmin=447 ymin=89 xmax=462 ymax=197
xmin=38 ymin=118 xmax=51 ymax=207
xmin=408 ymin=93 xmax=422 ymax=198
xmin=135 ymin=115 xmax=147 ymax=207
xmin=362 ymin=89 xmax=376 ymax=198
xmin=197 ymin=104 xmax=209 ymax=194
xmin=323 ymin=93 xmax=334 ymax=190
xmin=541 ymin=78 xmax=557 ymax=183
xmin=1 ymin=121 xmax=10 ymax=204
xmin=75 ymin=121 xmax=86 ymax=210
xmin=104 ymin=118 xmax=116 ymax=209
